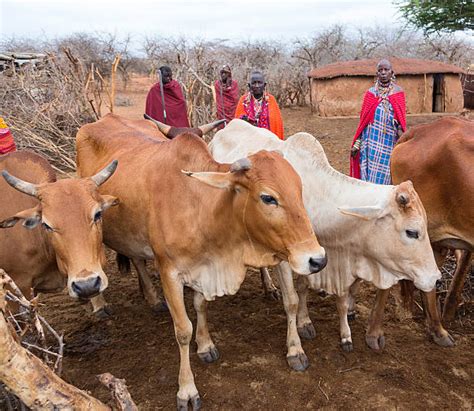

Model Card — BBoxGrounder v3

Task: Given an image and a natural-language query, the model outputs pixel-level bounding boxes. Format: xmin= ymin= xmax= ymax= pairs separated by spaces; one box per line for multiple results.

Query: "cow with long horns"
xmin=0 ymin=151 xmax=118 ymax=315
xmin=76 ymin=113 xmax=327 ymax=409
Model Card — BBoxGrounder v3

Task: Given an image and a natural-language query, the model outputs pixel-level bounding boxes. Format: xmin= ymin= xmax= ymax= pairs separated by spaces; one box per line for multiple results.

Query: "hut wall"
xmin=444 ymin=74 xmax=464 ymax=112
xmin=310 ymin=77 xmax=370 ymax=116
xmin=396 ymin=75 xmax=432 ymax=114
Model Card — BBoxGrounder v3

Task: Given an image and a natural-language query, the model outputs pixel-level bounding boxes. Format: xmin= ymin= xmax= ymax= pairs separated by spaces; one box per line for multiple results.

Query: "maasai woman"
xmin=350 ymin=59 xmax=406 ymax=184
xmin=0 ymin=117 xmax=16 ymax=155
xmin=234 ymin=71 xmax=284 ymax=140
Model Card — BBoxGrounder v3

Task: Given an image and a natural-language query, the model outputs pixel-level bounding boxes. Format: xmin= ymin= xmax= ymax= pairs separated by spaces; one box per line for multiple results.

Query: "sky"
xmin=1 ymin=0 xmax=403 ymax=48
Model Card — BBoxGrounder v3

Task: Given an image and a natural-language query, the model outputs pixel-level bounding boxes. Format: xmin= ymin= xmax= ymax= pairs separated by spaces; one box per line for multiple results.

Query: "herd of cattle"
xmin=0 ymin=113 xmax=472 ymax=409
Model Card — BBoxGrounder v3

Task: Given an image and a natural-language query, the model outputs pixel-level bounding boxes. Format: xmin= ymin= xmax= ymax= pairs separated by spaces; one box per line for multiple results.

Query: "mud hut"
xmin=308 ymin=58 xmax=465 ymax=117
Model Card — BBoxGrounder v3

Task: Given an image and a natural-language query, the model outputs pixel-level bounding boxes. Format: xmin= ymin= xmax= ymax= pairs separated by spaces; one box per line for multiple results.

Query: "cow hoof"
xmin=151 ymin=301 xmax=168 ymax=315
xmin=366 ymin=335 xmax=385 ymax=351
xmin=177 ymin=394 xmax=201 ymax=411
xmin=198 ymin=346 xmax=220 ymax=363
xmin=432 ymin=332 xmax=455 ymax=347
xmin=347 ymin=311 xmax=356 ymax=322
xmin=95 ymin=306 xmax=113 ymax=319
xmin=341 ymin=341 xmax=353 ymax=352
xmin=265 ymin=288 xmax=281 ymax=301
xmin=287 ymin=352 xmax=309 ymax=371
xmin=298 ymin=323 xmax=316 ymax=340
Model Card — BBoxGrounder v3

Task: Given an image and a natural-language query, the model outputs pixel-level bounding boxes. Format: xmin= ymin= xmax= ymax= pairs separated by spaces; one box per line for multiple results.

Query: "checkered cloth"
xmin=359 ymin=88 xmax=397 ymax=185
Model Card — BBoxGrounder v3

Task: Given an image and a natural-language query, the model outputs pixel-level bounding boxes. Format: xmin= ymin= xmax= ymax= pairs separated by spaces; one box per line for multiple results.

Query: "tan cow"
xmin=76 ymin=113 xmax=326 ymax=409
xmin=0 ymin=151 xmax=118 ymax=314
xmin=210 ymin=119 xmax=444 ymax=370
xmin=382 ymin=116 xmax=473 ymax=332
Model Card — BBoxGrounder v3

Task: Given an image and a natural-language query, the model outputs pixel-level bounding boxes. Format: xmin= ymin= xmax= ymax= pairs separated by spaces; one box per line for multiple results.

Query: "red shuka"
xmin=215 ymin=79 xmax=239 ymax=123
xmin=349 ymin=90 xmax=406 ymax=179
xmin=145 ymin=80 xmax=190 ymax=127
xmin=0 ymin=118 xmax=16 ymax=155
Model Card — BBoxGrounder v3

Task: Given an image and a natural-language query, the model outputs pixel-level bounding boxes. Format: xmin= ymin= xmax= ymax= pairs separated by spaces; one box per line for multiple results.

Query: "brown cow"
xmin=370 ymin=116 xmax=473 ymax=346
xmin=76 ymin=113 xmax=327 ymax=409
xmin=0 ymin=151 xmax=118 ymax=314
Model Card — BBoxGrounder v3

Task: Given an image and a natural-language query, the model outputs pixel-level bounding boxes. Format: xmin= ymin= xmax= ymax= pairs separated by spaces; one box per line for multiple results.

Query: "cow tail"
xmin=399 ymin=279 xmax=415 ymax=310
xmin=116 ymin=253 xmax=131 ymax=275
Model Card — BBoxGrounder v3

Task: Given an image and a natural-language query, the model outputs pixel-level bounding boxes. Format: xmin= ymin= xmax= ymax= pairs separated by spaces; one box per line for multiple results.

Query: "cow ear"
xmin=338 ymin=205 xmax=383 ymax=220
xmin=0 ymin=207 xmax=41 ymax=229
xmin=101 ymin=195 xmax=119 ymax=210
xmin=181 ymin=170 xmax=233 ymax=190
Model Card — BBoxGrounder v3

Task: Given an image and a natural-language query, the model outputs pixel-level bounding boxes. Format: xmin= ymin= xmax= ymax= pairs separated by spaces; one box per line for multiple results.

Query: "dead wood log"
xmin=0 ymin=272 xmax=109 ymax=410
xmin=98 ymin=373 xmax=138 ymax=411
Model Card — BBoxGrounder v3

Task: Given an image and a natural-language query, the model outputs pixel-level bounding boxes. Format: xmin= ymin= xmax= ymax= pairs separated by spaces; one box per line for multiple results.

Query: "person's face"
xmin=160 ymin=68 xmax=172 ymax=84
xmin=220 ymin=70 xmax=231 ymax=83
xmin=249 ymin=74 xmax=266 ymax=98
xmin=377 ymin=62 xmax=393 ymax=84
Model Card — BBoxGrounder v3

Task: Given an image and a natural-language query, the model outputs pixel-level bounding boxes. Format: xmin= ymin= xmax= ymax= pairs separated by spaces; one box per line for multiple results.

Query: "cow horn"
xmin=230 ymin=158 xmax=252 ymax=173
xmin=198 ymin=119 xmax=226 ymax=134
xmin=396 ymin=192 xmax=410 ymax=207
xmin=2 ymin=170 xmax=39 ymax=198
xmin=91 ymin=160 xmax=118 ymax=186
xmin=144 ymin=113 xmax=171 ymax=136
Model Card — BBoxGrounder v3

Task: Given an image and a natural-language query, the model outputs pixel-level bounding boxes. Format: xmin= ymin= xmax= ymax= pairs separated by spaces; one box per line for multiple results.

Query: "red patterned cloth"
xmin=0 ymin=117 xmax=16 ymax=155
xmin=145 ymin=80 xmax=190 ymax=127
xmin=234 ymin=92 xmax=284 ymax=139
xmin=215 ymin=79 xmax=239 ymax=124
xmin=350 ymin=90 xmax=406 ymax=178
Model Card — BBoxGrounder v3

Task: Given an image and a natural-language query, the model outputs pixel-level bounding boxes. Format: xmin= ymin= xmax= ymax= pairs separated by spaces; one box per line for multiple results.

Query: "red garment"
xmin=145 ymin=79 xmax=190 ymax=127
xmin=215 ymin=79 xmax=239 ymax=123
xmin=234 ymin=93 xmax=284 ymax=140
xmin=0 ymin=118 xmax=16 ymax=155
xmin=350 ymin=90 xmax=406 ymax=178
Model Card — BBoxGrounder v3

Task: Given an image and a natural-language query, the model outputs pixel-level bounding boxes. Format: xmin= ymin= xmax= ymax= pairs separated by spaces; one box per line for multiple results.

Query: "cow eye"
xmin=406 ymin=229 xmax=419 ymax=239
xmin=94 ymin=211 xmax=102 ymax=223
xmin=42 ymin=222 xmax=54 ymax=232
xmin=260 ymin=194 xmax=278 ymax=206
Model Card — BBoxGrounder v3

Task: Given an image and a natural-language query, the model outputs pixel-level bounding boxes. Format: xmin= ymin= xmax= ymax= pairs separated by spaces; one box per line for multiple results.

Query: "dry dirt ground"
xmin=40 ymin=77 xmax=473 ymax=410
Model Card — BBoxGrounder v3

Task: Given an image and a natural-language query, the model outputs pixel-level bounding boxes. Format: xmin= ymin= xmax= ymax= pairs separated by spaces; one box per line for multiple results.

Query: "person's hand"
xmin=351 ymin=138 xmax=361 ymax=157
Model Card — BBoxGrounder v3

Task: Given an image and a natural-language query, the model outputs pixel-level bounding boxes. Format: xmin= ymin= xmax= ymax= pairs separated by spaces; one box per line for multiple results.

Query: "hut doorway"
xmin=433 ymin=74 xmax=445 ymax=112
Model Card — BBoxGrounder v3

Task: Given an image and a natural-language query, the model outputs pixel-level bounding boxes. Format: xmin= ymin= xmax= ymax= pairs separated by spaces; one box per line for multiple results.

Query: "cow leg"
xmin=260 ymin=267 xmax=280 ymax=300
xmin=193 ymin=291 xmax=219 ymax=364
xmin=296 ymin=276 xmax=316 ymax=340
xmin=276 ymin=263 xmax=308 ymax=371
xmin=442 ymin=250 xmax=472 ymax=321
xmin=365 ymin=288 xmax=390 ymax=351
xmin=422 ymin=289 xmax=455 ymax=347
xmin=336 ymin=294 xmax=353 ymax=352
xmin=131 ymin=258 xmax=167 ymax=314
xmin=347 ymin=280 xmax=360 ymax=322
xmin=161 ymin=269 xmax=200 ymax=411
xmin=90 ymin=293 xmax=113 ymax=318
xmin=417 ymin=247 xmax=455 ymax=347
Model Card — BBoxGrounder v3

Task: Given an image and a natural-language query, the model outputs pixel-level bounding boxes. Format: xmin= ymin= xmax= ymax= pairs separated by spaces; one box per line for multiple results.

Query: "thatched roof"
xmin=308 ymin=58 xmax=465 ymax=79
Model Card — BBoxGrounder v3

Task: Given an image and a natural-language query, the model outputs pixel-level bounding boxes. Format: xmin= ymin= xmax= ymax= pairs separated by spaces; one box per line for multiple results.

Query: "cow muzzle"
xmin=413 ymin=269 xmax=441 ymax=293
xmin=289 ymin=247 xmax=327 ymax=275
xmin=68 ymin=271 xmax=107 ymax=299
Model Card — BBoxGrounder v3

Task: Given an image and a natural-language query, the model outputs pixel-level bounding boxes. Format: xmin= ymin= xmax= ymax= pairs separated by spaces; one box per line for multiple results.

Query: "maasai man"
xmin=0 ymin=117 xmax=16 ymax=155
xmin=214 ymin=64 xmax=239 ymax=126
xmin=145 ymin=66 xmax=190 ymax=127
xmin=350 ymin=59 xmax=406 ymax=184
xmin=235 ymin=71 xmax=284 ymax=140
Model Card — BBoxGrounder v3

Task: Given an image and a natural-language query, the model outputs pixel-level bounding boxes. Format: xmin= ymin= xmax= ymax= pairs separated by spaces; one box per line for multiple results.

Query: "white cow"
xmin=210 ymin=119 xmax=446 ymax=371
